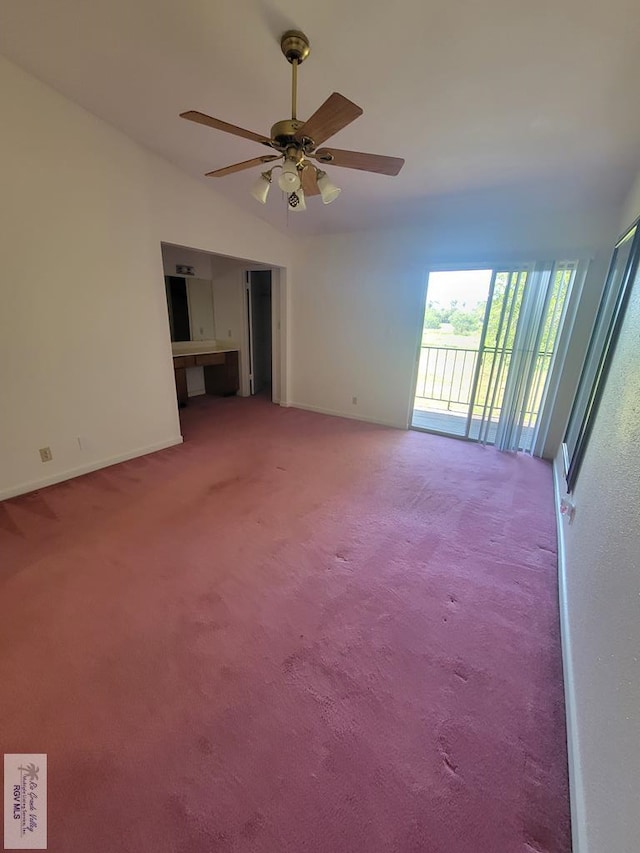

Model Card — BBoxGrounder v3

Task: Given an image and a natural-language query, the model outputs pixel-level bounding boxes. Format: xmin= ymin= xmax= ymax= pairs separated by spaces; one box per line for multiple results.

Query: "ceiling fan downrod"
xmin=279 ymin=30 xmax=311 ymax=139
xmin=291 ymin=58 xmax=297 ymax=120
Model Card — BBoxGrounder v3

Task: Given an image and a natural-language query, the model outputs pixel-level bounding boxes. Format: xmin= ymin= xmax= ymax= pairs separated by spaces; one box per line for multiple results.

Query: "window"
xmin=563 ymin=218 xmax=640 ymax=491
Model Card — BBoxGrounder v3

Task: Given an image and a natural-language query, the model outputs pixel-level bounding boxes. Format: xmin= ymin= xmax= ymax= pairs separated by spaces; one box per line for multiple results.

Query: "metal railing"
xmin=415 ymin=346 xmax=478 ymax=410
xmin=415 ymin=345 xmax=552 ymax=422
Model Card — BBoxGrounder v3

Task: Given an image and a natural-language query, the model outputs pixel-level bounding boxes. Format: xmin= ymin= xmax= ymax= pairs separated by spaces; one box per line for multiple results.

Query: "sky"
xmin=426 ymin=269 xmax=492 ymax=309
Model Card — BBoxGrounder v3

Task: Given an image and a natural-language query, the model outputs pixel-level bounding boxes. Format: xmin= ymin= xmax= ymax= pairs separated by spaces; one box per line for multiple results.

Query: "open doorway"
xmin=161 ymin=244 xmax=285 ymax=423
xmin=246 ymin=270 xmax=272 ymax=397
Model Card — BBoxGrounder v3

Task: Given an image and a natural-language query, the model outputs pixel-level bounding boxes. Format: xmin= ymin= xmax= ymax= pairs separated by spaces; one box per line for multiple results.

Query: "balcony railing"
xmin=414 ymin=345 xmax=552 ymax=424
xmin=415 ymin=346 xmax=478 ymax=411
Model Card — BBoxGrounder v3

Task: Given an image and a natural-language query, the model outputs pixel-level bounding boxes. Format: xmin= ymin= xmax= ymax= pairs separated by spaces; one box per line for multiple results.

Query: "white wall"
xmin=290 ymin=202 xmax=619 ymax=439
xmin=621 ymin=173 xmax=640 ymax=232
xmin=0 ymin=54 xmax=291 ymax=499
xmin=555 ymin=173 xmax=640 ymax=853
xmin=161 ymin=245 xmax=216 ymax=281
xmin=210 ymin=256 xmax=245 ymax=346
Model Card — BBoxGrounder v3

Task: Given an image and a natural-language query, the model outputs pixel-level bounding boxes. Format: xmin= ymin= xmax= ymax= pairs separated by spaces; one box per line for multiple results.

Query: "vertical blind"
xmin=474 ymin=262 xmax=576 ymax=453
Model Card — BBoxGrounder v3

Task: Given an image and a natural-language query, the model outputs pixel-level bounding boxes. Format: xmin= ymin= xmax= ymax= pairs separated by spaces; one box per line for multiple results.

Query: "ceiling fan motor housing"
xmin=280 ymin=30 xmax=311 ymax=64
xmin=270 ymin=119 xmax=314 ymax=155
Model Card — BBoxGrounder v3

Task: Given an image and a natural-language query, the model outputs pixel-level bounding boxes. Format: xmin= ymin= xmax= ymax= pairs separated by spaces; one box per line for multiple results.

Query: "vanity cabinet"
xmin=203 ymin=351 xmax=239 ymax=397
xmin=172 ymin=349 xmax=239 ymax=406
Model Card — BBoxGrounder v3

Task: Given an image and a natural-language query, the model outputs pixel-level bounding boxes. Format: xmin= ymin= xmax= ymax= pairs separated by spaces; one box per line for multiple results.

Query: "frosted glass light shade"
xmin=317 ymin=171 xmax=341 ymax=204
xmin=250 ymin=172 xmax=271 ymax=204
xmin=278 ymin=159 xmax=301 ymax=192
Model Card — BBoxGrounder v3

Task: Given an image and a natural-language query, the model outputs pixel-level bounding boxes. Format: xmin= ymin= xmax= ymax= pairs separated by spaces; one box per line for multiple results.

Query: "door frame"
xmin=242 ymin=266 xmax=286 ymax=404
xmin=410 ymin=258 xmax=586 ymax=454
xmin=245 ymin=274 xmax=256 ymax=395
xmin=408 ymin=262 xmax=507 ymax=437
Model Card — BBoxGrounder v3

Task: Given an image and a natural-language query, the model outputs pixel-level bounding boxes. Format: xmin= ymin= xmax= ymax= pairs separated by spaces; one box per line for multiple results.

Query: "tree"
xmin=423 ymin=307 xmax=442 ymax=329
xmin=484 ymin=272 xmax=525 ymax=349
xmin=450 ymin=309 xmax=481 ymax=335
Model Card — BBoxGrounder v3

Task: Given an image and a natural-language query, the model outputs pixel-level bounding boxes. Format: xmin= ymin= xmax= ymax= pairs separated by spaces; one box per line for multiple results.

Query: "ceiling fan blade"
xmin=300 ymin=163 xmax=321 ymax=196
xmin=294 ymin=93 xmax=363 ymax=147
xmin=180 ymin=111 xmax=272 ymax=147
xmin=205 ymin=155 xmax=279 ymax=178
xmin=314 ymin=147 xmax=404 ymax=176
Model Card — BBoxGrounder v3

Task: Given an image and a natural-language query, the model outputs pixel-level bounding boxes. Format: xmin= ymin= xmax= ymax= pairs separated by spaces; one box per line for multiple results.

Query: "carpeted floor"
xmin=0 ymin=396 xmax=570 ymax=852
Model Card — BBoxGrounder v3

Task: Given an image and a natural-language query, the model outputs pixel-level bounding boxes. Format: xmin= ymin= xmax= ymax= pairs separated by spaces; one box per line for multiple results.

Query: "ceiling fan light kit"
xmin=278 ymin=158 xmax=301 ymax=192
xmin=250 ymin=170 xmax=272 ymax=204
xmin=179 ymin=30 xmax=404 ymax=213
xmin=316 ymin=170 xmax=341 ymax=204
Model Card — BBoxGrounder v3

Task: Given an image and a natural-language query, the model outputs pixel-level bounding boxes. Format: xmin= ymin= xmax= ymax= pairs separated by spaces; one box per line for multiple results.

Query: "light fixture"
xmin=287 ymin=188 xmax=306 ymax=212
xmin=249 ymin=163 xmax=341 ymax=210
xmin=183 ymin=30 xmax=406 ymax=216
xmin=316 ymin=170 xmax=341 ymax=204
xmin=277 ymin=158 xmax=301 ymax=192
xmin=250 ymin=170 xmax=273 ymax=204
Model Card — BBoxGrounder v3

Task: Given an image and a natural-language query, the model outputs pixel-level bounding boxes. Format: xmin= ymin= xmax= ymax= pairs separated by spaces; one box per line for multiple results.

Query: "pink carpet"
xmin=0 ymin=396 xmax=570 ymax=852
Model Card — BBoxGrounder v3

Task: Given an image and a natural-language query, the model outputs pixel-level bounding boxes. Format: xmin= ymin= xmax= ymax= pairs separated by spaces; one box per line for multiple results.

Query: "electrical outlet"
xmin=39 ymin=446 xmax=52 ymax=462
xmin=352 ymin=396 xmax=358 ymax=405
xmin=228 ymin=329 xmax=232 ymax=338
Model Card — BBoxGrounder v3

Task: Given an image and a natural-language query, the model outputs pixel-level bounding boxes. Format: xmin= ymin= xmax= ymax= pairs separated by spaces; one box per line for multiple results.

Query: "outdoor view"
xmin=413 ymin=266 xmax=573 ymax=447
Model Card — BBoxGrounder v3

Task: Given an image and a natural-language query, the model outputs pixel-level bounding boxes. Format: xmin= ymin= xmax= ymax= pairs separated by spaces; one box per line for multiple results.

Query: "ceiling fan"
xmin=179 ymin=30 xmax=405 ymax=211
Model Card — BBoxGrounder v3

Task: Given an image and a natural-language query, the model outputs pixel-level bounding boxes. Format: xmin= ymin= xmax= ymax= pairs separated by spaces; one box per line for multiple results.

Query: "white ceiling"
xmin=1 ymin=0 xmax=639 ymax=236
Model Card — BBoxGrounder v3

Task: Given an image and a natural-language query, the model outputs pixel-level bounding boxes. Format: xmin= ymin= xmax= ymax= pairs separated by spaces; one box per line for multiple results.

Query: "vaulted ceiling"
xmin=1 ymin=0 xmax=639 ymax=235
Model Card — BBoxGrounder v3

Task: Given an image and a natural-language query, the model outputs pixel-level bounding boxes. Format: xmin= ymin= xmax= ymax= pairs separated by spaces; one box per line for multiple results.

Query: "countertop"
xmin=172 ymin=340 xmax=239 ymax=357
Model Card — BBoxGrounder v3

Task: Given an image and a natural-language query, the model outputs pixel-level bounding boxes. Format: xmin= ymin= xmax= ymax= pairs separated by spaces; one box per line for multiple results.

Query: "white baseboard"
xmin=552 ymin=460 xmax=586 ymax=853
xmin=288 ymin=401 xmax=405 ymax=430
xmin=0 ymin=436 xmax=183 ymax=501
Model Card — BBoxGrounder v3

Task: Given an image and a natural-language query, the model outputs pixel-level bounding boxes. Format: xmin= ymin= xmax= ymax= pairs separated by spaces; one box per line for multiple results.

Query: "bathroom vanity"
xmin=171 ymin=342 xmax=239 ymax=406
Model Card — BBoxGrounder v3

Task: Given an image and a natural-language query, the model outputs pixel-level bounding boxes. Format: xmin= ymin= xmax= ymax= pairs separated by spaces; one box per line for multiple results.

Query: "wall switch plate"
xmin=39 ymin=446 xmax=52 ymax=462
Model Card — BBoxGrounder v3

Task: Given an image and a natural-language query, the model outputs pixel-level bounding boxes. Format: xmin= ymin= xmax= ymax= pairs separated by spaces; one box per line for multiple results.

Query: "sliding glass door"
xmin=412 ymin=261 xmax=577 ymax=453
xmin=413 ymin=270 xmax=493 ymax=437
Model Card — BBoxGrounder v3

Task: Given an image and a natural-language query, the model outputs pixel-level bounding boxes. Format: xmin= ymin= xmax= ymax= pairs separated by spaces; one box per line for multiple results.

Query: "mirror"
xmin=165 ymin=276 xmax=216 ymax=342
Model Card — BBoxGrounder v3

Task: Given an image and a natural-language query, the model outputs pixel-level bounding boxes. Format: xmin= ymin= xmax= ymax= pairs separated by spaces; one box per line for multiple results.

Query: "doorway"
xmin=161 ymin=244 xmax=286 ymax=422
xmin=412 ymin=262 xmax=576 ymax=453
xmin=246 ymin=270 xmax=272 ymax=397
